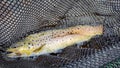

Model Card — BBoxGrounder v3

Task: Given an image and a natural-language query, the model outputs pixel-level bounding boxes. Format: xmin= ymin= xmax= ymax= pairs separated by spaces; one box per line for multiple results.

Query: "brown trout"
xmin=6 ymin=25 xmax=103 ymax=58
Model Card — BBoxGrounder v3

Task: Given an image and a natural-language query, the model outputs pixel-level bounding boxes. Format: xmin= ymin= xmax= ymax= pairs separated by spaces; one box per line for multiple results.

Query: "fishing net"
xmin=0 ymin=0 xmax=120 ymax=68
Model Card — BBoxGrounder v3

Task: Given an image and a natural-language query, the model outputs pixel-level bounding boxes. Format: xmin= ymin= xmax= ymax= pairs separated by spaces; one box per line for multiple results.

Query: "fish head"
xmin=6 ymin=41 xmax=43 ymax=58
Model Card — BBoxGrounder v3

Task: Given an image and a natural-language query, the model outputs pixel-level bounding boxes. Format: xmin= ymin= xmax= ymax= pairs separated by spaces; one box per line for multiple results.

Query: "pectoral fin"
xmin=33 ymin=44 xmax=45 ymax=53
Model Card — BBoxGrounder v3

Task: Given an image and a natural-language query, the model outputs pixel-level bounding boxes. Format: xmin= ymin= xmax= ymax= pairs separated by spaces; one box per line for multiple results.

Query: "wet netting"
xmin=0 ymin=0 xmax=120 ymax=68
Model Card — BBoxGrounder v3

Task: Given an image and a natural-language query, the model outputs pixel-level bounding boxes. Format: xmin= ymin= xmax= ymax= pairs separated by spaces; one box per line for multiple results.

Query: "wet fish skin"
xmin=6 ymin=25 xmax=103 ymax=58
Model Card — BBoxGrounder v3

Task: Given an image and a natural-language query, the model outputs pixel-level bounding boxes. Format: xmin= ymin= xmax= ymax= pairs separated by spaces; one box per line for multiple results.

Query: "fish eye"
xmin=28 ymin=43 xmax=31 ymax=45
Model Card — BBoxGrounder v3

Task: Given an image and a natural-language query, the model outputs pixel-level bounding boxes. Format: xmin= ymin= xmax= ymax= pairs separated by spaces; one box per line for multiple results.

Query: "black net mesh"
xmin=0 ymin=0 xmax=120 ymax=68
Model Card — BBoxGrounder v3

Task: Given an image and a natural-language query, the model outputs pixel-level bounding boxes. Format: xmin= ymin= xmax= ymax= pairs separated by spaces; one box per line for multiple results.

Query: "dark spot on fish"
xmin=69 ymin=32 xmax=74 ymax=34
xmin=32 ymin=40 xmax=34 ymax=41
xmin=54 ymin=34 xmax=56 ymax=36
xmin=31 ymin=44 xmax=33 ymax=46
xmin=57 ymin=35 xmax=60 ymax=37
xmin=40 ymin=40 xmax=42 ymax=41
xmin=41 ymin=33 xmax=44 ymax=35
xmin=74 ymin=32 xmax=78 ymax=34
xmin=37 ymin=44 xmax=39 ymax=46
xmin=24 ymin=42 xmax=26 ymax=44
xmin=44 ymin=40 xmax=47 ymax=43
xmin=36 ymin=40 xmax=38 ymax=42
xmin=52 ymin=35 xmax=54 ymax=37
xmin=28 ymin=46 xmax=30 ymax=49
xmin=48 ymin=39 xmax=51 ymax=41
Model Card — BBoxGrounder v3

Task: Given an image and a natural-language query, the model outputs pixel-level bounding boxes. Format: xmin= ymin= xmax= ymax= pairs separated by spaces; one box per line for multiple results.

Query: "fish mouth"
xmin=6 ymin=48 xmax=24 ymax=58
xmin=6 ymin=51 xmax=22 ymax=58
xmin=6 ymin=47 xmax=36 ymax=58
